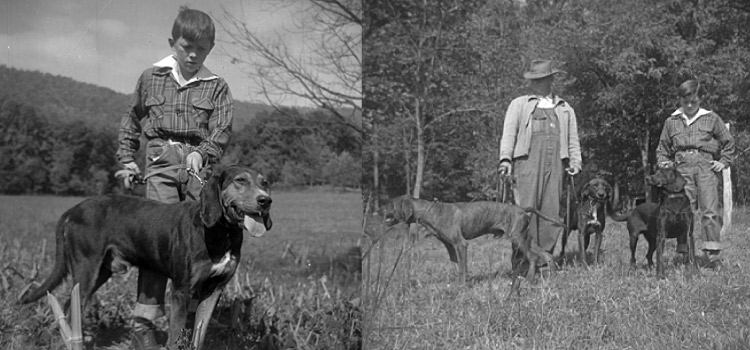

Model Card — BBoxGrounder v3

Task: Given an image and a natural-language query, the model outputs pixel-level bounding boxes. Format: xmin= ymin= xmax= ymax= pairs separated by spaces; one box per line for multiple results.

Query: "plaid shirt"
xmin=656 ymin=108 xmax=735 ymax=167
xmin=117 ymin=57 xmax=233 ymax=164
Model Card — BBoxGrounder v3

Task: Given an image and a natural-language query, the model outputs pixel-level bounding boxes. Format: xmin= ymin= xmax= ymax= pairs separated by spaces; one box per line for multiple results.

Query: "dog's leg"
xmin=436 ymin=237 xmax=458 ymax=264
xmin=69 ymin=257 xmax=111 ymax=316
xmin=655 ymin=218 xmax=667 ymax=279
xmin=168 ymin=287 xmax=191 ymax=348
xmin=645 ymin=234 xmax=657 ymax=268
xmin=577 ymin=228 xmax=587 ymax=265
xmin=192 ymin=289 xmax=222 ymax=350
xmin=629 ymin=232 xmax=639 ymax=267
xmin=455 ymin=241 xmax=468 ymax=285
xmin=686 ymin=217 xmax=700 ymax=277
xmin=560 ymin=226 xmax=570 ymax=259
xmin=593 ymin=229 xmax=604 ymax=265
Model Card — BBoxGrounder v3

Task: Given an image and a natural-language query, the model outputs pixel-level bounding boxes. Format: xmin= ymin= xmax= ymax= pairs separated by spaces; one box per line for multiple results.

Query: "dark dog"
xmin=19 ymin=165 xmax=273 ymax=350
xmin=561 ymin=177 xmax=612 ymax=264
xmin=382 ymin=196 xmax=563 ymax=285
xmin=612 ymin=167 xmax=696 ymax=277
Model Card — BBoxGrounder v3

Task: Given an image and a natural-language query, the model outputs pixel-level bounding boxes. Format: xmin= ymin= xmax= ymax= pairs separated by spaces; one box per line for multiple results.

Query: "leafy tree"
xmin=220 ymin=0 xmax=363 ymax=136
xmin=366 ymin=0 xmax=750 ymax=205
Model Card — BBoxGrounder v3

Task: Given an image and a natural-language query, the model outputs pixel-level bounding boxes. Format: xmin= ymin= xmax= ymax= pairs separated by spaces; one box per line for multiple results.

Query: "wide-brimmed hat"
xmin=523 ymin=59 xmax=565 ymax=80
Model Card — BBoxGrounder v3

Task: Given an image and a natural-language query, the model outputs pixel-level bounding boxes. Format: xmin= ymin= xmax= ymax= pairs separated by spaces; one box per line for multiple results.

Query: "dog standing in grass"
xmin=382 ymin=195 xmax=563 ymax=285
xmin=561 ymin=176 xmax=613 ymax=264
xmin=611 ymin=167 xmax=697 ymax=277
xmin=19 ymin=166 xmax=272 ymax=350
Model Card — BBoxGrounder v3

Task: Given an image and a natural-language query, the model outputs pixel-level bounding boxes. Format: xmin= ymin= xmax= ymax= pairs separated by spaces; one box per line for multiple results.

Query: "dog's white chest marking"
xmin=209 ymin=251 xmax=236 ymax=278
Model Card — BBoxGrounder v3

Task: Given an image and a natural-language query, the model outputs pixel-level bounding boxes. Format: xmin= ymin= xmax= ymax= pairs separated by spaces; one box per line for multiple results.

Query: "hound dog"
xmin=19 ymin=165 xmax=273 ymax=350
xmin=612 ymin=167 xmax=696 ymax=277
xmin=382 ymin=195 xmax=563 ymax=285
xmin=561 ymin=176 xmax=612 ymax=264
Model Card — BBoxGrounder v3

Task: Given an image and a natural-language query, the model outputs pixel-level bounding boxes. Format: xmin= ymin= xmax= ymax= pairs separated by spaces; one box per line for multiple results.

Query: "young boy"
xmin=116 ymin=7 xmax=233 ymax=349
xmin=656 ymin=80 xmax=734 ymax=270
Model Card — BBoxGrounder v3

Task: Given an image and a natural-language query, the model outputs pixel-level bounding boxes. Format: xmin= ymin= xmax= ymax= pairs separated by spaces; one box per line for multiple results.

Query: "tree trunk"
xmin=412 ymin=98 xmax=424 ymax=199
xmin=402 ymin=121 xmax=412 ymax=196
xmin=372 ymin=127 xmax=380 ymax=213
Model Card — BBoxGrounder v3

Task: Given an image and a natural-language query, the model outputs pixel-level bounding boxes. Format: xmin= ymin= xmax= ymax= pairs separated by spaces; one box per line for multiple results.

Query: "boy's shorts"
xmin=145 ymin=138 xmax=205 ymax=203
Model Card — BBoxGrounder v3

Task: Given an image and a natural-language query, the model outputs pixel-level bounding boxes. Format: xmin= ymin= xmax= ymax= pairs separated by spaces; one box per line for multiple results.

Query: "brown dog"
xmin=19 ymin=165 xmax=273 ymax=350
xmin=561 ymin=177 xmax=612 ymax=264
xmin=382 ymin=195 xmax=563 ymax=285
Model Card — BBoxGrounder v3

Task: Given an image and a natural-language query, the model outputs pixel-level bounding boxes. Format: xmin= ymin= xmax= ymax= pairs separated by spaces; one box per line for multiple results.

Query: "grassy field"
xmin=0 ymin=189 xmax=363 ymax=350
xmin=363 ymin=208 xmax=750 ymax=350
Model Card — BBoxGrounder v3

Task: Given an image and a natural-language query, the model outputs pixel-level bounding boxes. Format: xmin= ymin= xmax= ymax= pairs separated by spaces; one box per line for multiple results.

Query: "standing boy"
xmin=116 ymin=7 xmax=233 ymax=349
xmin=656 ymin=80 xmax=734 ymax=270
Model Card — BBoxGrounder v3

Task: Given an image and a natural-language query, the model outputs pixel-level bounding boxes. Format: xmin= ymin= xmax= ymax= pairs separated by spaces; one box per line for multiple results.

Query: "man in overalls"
xmin=499 ymin=59 xmax=582 ymax=276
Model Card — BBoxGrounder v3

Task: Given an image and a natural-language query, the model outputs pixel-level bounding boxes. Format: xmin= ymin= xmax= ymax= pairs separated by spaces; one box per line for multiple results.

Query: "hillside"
xmin=0 ymin=65 xmax=272 ymax=130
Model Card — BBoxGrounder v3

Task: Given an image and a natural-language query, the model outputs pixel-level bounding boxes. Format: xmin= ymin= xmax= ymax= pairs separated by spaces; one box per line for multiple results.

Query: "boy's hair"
xmin=171 ymin=6 xmax=215 ymax=43
xmin=678 ymin=80 xmax=702 ymax=98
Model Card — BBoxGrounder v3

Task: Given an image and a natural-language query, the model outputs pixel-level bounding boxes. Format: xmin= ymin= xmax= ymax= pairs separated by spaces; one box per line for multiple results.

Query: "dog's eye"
xmin=235 ymin=178 xmax=248 ymax=185
xmin=260 ymin=179 xmax=269 ymax=187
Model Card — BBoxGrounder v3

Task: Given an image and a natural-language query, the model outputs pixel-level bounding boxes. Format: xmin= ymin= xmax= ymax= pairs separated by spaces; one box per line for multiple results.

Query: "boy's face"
xmin=169 ymin=36 xmax=214 ymax=77
xmin=679 ymin=93 xmax=700 ymax=116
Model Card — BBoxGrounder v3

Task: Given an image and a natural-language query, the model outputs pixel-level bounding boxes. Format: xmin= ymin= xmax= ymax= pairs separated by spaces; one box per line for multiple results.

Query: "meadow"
xmin=0 ymin=189 xmax=363 ymax=350
xmin=363 ymin=209 xmax=750 ymax=350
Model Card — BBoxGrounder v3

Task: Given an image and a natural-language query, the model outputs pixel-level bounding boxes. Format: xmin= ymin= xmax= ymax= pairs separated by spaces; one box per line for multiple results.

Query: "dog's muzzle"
xmin=229 ymin=195 xmax=272 ymax=237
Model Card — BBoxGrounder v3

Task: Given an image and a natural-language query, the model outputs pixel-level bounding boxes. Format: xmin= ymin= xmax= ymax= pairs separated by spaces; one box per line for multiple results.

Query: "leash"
xmin=496 ymin=167 xmax=513 ymax=204
xmin=115 ymin=165 xmax=205 ymax=189
xmin=564 ymin=171 xmax=578 ymax=246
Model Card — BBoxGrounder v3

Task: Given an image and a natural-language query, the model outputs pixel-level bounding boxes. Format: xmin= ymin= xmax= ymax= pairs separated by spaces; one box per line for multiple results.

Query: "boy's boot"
xmin=131 ymin=317 xmax=160 ymax=350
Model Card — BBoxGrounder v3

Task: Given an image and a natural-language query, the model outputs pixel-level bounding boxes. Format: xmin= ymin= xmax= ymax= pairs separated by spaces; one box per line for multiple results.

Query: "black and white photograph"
xmin=1 ymin=1 xmax=362 ymax=349
xmin=363 ymin=0 xmax=750 ymax=349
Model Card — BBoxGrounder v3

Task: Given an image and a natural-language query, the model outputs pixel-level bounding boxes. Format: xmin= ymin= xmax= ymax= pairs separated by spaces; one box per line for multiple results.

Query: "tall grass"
xmin=363 ymin=209 xmax=750 ymax=350
xmin=0 ymin=189 xmax=362 ymax=350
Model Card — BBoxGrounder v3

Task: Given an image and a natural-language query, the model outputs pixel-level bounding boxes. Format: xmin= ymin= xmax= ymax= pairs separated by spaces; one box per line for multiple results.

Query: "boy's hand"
xmin=186 ymin=152 xmax=203 ymax=173
xmin=123 ymin=161 xmax=141 ymax=175
xmin=710 ymin=161 xmax=725 ymax=172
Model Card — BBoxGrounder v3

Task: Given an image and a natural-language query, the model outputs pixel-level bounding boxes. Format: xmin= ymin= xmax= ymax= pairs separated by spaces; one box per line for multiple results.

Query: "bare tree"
xmin=219 ymin=0 xmax=362 ymax=135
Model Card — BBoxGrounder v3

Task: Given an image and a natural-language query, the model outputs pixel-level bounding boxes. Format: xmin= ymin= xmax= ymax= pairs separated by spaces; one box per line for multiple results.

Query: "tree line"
xmin=0 ymin=99 xmax=360 ymax=196
xmin=364 ymin=0 xmax=750 ymax=205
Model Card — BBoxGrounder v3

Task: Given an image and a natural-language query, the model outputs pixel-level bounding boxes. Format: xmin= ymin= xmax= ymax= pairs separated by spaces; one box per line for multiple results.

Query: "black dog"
xmin=612 ymin=167 xmax=696 ymax=277
xmin=19 ymin=165 xmax=272 ymax=350
xmin=561 ymin=177 xmax=612 ymax=264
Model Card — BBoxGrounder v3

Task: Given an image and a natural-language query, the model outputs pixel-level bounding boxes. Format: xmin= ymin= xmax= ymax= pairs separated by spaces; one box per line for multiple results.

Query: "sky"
xmin=0 ymin=0 xmax=307 ymax=104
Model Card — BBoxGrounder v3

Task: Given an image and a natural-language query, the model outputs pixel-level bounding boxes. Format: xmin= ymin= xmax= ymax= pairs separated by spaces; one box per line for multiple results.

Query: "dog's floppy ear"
xmin=580 ymin=182 xmax=592 ymax=199
xmin=200 ymin=165 xmax=226 ymax=227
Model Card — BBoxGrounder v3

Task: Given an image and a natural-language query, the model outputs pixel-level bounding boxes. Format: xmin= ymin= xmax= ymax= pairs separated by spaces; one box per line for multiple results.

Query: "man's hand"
xmin=498 ymin=160 xmax=512 ymax=175
xmin=186 ymin=152 xmax=203 ymax=174
xmin=710 ymin=161 xmax=725 ymax=172
xmin=566 ymin=167 xmax=580 ymax=176
xmin=123 ymin=161 xmax=141 ymax=175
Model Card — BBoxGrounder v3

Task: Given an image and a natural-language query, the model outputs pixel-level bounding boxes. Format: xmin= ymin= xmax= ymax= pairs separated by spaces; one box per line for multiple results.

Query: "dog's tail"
xmin=609 ymin=197 xmax=637 ymax=222
xmin=18 ymin=212 xmax=70 ymax=304
xmin=521 ymin=207 xmax=565 ymax=227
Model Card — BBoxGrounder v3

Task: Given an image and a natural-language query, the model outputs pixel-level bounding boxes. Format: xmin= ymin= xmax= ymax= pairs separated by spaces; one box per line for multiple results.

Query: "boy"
xmin=656 ymin=80 xmax=734 ymax=270
xmin=116 ymin=7 xmax=233 ymax=349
